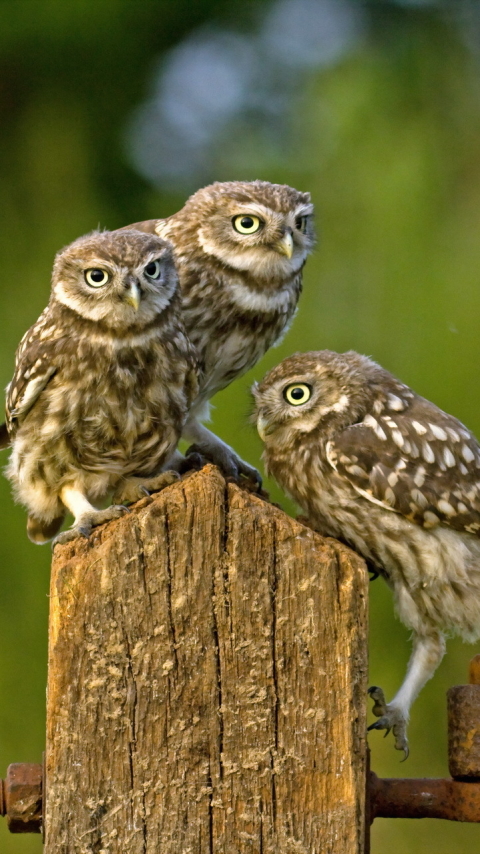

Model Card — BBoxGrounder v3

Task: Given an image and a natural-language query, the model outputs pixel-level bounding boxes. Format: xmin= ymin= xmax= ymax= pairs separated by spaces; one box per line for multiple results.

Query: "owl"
xmin=1 ymin=229 xmax=198 ymax=545
xmin=121 ymin=180 xmax=315 ymax=482
xmin=253 ymin=349 xmax=480 ymax=757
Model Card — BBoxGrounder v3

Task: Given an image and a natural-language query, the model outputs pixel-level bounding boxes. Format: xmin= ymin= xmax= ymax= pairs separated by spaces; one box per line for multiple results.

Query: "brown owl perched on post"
xmin=121 ymin=180 xmax=315 ymax=481
xmin=253 ymin=350 xmax=480 ymax=757
xmin=1 ymin=229 xmax=198 ymax=544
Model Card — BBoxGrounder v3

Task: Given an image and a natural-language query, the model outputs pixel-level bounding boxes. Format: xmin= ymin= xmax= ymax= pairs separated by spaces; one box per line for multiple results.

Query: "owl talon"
xmin=186 ymin=442 xmax=262 ymax=488
xmin=367 ymin=688 xmax=409 ymax=759
xmin=181 ymin=450 xmax=207 ymax=473
xmin=52 ymin=504 xmax=130 ymax=547
xmin=368 ymin=685 xmax=387 ymax=718
xmin=113 ymin=472 xmax=180 ymax=505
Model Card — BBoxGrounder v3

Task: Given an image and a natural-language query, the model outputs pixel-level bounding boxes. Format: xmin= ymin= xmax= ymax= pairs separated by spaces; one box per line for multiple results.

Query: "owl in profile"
xmin=121 ymin=180 xmax=315 ymax=481
xmin=253 ymin=350 xmax=480 ymax=757
xmin=2 ymin=229 xmax=198 ymax=544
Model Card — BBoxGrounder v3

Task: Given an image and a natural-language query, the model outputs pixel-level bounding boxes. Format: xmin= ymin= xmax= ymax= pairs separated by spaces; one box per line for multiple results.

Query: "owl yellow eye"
xmin=283 ymin=383 xmax=312 ymax=406
xmin=85 ymin=269 xmax=109 ymax=288
xmin=144 ymin=260 xmax=162 ymax=280
xmin=233 ymin=214 xmax=262 ymax=234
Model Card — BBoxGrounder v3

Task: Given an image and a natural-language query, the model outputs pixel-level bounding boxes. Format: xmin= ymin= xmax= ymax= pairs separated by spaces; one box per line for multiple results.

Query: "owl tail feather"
xmin=0 ymin=423 xmax=10 ymax=449
xmin=27 ymin=514 xmax=65 ymax=544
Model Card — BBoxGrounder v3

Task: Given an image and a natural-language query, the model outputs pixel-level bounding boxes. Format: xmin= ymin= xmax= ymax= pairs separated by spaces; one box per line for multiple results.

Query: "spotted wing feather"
xmin=327 ymin=394 xmax=480 ymax=536
xmin=5 ymin=311 xmax=60 ymax=439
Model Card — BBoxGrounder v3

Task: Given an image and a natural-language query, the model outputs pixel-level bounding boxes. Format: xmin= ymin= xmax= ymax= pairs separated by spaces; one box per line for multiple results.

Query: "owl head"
xmin=252 ymin=350 xmax=382 ymax=445
xmin=180 ymin=180 xmax=315 ymax=283
xmin=52 ymin=229 xmax=178 ymax=330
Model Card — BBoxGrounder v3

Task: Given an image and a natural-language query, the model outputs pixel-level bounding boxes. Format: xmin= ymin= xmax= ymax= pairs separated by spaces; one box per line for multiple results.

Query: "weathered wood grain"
xmin=45 ymin=464 xmax=368 ymax=853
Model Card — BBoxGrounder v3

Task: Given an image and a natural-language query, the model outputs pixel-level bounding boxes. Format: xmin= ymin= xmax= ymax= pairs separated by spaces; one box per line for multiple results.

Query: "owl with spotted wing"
xmin=1 ymin=229 xmax=198 ymax=544
xmin=120 ymin=180 xmax=315 ymax=482
xmin=253 ymin=349 xmax=480 ymax=757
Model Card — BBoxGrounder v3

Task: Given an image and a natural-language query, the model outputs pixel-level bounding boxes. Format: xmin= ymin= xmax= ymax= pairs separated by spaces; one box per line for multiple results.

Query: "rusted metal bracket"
xmin=369 ymin=773 xmax=480 ymax=822
xmin=369 ymin=654 xmax=480 ymax=824
xmin=0 ymin=762 xmax=42 ymax=833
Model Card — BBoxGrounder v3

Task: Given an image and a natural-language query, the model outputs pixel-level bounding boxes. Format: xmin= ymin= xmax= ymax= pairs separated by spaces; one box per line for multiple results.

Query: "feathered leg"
xmin=368 ymin=631 xmax=446 ymax=759
xmin=53 ymin=486 xmax=129 ymax=546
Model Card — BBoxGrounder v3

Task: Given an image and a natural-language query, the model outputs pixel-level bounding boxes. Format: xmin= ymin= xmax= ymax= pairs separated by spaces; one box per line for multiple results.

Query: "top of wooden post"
xmin=46 ymin=465 xmax=368 ymax=854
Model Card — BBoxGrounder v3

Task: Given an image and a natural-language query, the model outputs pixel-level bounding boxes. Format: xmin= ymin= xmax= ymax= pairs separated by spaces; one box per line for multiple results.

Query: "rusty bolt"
xmin=0 ymin=764 xmax=42 ymax=833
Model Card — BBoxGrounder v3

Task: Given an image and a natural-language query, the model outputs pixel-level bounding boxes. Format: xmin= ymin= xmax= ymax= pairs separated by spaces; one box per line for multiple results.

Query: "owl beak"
xmin=276 ymin=230 xmax=294 ymax=259
xmin=123 ymin=279 xmax=141 ymax=311
xmin=257 ymin=414 xmax=270 ymax=442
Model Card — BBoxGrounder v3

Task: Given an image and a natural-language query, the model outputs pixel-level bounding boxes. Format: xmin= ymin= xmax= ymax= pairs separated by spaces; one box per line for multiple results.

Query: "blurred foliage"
xmin=1 ymin=1 xmax=480 ymax=851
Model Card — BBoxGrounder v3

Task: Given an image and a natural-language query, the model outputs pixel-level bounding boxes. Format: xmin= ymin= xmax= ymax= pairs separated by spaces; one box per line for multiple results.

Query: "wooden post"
xmin=44 ymin=464 xmax=368 ymax=853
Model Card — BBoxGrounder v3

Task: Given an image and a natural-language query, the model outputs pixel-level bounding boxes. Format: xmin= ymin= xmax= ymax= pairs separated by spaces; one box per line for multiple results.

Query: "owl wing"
xmin=5 ymin=311 xmax=61 ymax=439
xmin=326 ymin=395 xmax=480 ymax=536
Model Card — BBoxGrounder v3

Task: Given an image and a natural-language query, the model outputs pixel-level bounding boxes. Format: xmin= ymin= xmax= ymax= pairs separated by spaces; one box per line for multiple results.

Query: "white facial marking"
xmin=462 ymin=445 xmax=475 ymax=464
xmin=293 ymin=202 xmax=314 ymax=218
xmin=412 ymin=421 xmax=428 ymax=436
xmin=319 ymin=394 xmax=349 ymax=417
xmin=197 ymin=230 xmax=306 ymax=277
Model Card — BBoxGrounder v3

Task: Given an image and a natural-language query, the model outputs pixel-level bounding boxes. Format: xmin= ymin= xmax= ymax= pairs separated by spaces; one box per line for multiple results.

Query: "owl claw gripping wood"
xmin=253 ymin=349 xmax=480 ymax=756
xmin=1 ymin=229 xmax=198 ymax=544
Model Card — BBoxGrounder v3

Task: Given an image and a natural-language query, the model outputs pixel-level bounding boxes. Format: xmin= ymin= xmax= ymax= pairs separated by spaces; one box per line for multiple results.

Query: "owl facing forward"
xmin=253 ymin=350 xmax=480 ymax=757
xmin=121 ymin=180 xmax=315 ymax=480
xmin=3 ymin=229 xmax=197 ymax=544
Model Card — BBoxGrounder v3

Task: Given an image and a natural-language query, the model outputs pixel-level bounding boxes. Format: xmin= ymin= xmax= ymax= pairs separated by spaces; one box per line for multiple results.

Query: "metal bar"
xmin=369 ymin=772 xmax=480 ymax=822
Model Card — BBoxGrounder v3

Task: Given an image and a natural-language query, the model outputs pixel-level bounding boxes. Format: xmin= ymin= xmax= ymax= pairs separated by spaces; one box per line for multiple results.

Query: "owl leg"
xmin=52 ymin=486 xmax=129 ymax=546
xmin=368 ymin=631 xmax=446 ymax=759
xmin=183 ymin=420 xmax=262 ymax=486
xmin=112 ymin=471 xmax=180 ymax=505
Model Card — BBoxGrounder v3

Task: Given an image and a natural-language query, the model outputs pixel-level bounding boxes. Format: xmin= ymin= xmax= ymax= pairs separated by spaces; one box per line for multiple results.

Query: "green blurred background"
xmin=1 ymin=1 xmax=480 ymax=851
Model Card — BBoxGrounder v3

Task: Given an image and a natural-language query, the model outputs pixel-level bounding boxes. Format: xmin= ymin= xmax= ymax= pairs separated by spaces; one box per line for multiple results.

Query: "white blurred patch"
xmin=125 ymin=0 xmax=365 ymax=190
